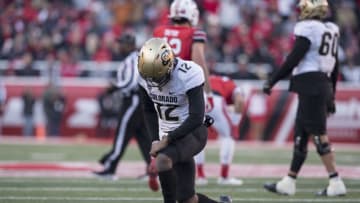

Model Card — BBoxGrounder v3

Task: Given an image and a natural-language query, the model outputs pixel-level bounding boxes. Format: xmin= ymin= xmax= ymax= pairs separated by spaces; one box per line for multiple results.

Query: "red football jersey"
xmin=209 ymin=75 xmax=237 ymax=105
xmin=153 ymin=25 xmax=206 ymax=60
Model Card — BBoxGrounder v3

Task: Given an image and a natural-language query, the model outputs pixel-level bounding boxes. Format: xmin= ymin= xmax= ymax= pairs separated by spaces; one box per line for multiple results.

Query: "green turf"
xmin=0 ymin=142 xmax=359 ymax=202
xmin=0 ymin=142 xmax=359 ymax=165
xmin=0 ymin=177 xmax=359 ymax=203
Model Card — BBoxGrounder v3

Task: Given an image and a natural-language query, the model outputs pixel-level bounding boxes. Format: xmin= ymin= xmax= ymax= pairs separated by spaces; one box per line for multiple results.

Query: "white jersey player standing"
xmin=263 ymin=0 xmax=346 ymax=197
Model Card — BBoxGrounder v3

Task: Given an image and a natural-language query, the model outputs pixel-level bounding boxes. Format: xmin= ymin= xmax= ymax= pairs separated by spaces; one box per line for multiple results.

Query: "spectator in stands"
xmin=58 ymin=49 xmax=79 ymax=77
xmin=0 ymin=0 xmax=358 ymax=82
xmin=229 ymin=54 xmax=259 ymax=80
xmin=14 ymin=53 xmax=40 ymax=77
xmin=22 ymin=89 xmax=36 ymax=136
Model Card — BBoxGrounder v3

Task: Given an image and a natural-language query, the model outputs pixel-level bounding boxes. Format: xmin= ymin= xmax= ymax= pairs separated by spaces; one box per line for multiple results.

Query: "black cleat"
xmin=264 ymin=183 xmax=278 ymax=194
xmin=316 ymin=188 xmax=328 ymax=196
xmin=264 ymin=182 xmax=290 ymax=195
xmin=98 ymin=155 xmax=109 ymax=165
xmin=219 ymin=195 xmax=232 ymax=203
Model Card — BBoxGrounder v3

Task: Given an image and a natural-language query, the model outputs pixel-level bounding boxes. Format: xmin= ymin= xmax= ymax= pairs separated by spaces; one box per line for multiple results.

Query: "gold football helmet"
xmin=298 ymin=0 xmax=329 ymax=20
xmin=138 ymin=38 xmax=175 ymax=87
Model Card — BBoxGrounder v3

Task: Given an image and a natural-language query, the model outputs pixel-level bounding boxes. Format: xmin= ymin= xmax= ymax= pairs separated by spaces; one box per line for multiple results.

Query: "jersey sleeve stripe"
xmin=193 ymin=30 xmax=207 ymax=42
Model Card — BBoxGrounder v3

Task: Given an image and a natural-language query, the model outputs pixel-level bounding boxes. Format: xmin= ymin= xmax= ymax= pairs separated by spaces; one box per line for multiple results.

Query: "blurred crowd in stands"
xmin=0 ymin=0 xmax=360 ymax=82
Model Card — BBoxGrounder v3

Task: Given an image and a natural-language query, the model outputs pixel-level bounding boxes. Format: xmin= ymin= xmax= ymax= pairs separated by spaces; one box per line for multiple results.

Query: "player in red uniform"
xmin=195 ymin=75 xmax=244 ymax=185
xmin=153 ymin=0 xmax=212 ymax=95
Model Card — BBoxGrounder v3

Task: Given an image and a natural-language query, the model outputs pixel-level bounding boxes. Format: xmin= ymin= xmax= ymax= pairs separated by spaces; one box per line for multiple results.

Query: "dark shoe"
xmin=264 ymin=176 xmax=296 ymax=195
xmin=264 ymin=183 xmax=278 ymax=194
xmin=98 ymin=154 xmax=109 ymax=165
xmin=219 ymin=195 xmax=232 ymax=203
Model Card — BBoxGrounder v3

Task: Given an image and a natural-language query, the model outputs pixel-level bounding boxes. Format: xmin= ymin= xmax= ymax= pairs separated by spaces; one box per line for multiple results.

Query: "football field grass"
xmin=0 ymin=137 xmax=359 ymax=203
xmin=0 ymin=177 xmax=359 ymax=203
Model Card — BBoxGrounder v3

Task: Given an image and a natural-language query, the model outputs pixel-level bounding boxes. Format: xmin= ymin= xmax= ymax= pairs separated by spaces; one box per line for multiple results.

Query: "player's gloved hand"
xmin=205 ymin=92 xmax=214 ymax=112
xmin=203 ymin=114 xmax=214 ymax=127
xmin=262 ymin=80 xmax=273 ymax=95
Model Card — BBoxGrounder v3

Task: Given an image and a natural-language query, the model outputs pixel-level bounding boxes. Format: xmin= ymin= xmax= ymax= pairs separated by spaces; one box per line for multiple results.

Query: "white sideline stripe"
xmin=0 ymin=196 xmax=359 ymax=202
xmin=1 ymin=187 xmax=360 ymax=193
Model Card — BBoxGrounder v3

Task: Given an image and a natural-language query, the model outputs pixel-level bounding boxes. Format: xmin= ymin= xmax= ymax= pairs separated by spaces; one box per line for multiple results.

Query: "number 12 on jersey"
xmin=154 ymin=102 xmax=179 ymax=121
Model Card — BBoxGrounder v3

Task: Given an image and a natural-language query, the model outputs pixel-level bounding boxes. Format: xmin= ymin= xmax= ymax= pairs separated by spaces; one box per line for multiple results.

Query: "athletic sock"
xmin=329 ymin=172 xmax=338 ymax=179
xmin=197 ymin=193 xmax=218 ymax=203
xmin=220 ymin=164 xmax=229 ymax=179
xmin=288 ymin=174 xmax=297 ymax=180
xmin=158 ymin=169 xmax=177 ymax=203
xmin=197 ymin=164 xmax=205 ymax=178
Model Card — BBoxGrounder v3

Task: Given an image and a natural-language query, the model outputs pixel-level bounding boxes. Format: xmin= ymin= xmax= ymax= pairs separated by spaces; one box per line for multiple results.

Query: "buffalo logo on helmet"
xmin=160 ymin=49 xmax=172 ymax=66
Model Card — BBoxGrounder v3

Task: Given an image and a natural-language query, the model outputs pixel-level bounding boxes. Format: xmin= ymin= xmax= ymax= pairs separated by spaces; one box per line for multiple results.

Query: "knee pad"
xmin=316 ymin=142 xmax=332 ymax=156
xmin=156 ymin=154 xmax=173 ymax=172
xmin=313 ymin=135 xmax=332 ymax=156
xmin=294 ymin=131 xmax=309 ymax=155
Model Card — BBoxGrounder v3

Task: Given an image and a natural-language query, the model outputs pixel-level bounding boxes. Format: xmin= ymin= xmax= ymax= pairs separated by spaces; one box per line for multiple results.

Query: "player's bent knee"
xmin=156 ymin=154 xmax=173 ymax=172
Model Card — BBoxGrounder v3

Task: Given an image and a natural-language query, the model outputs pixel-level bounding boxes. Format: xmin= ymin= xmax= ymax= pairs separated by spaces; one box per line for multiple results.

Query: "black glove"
xmin=203 ymin=115 xmax=214 ymax=127
xmin=262 ymin=80 xmax=272 ymax=95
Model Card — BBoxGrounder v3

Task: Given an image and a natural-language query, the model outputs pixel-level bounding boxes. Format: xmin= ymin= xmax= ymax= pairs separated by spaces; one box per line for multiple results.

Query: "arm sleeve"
xmin=268 ymin=36 xmax=311 ymax=86
xmin=139 ymin=86 xmax=159 ymax=142
xmin=168 ymin=85 xmax=205 ymax=143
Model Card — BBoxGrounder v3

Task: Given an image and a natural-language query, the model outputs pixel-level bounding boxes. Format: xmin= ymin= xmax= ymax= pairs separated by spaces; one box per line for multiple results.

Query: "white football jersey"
xmin=292 ymin=20 xmax=340 ymax=76
xmin=139 ymin=58 xmax=205 ymax=138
